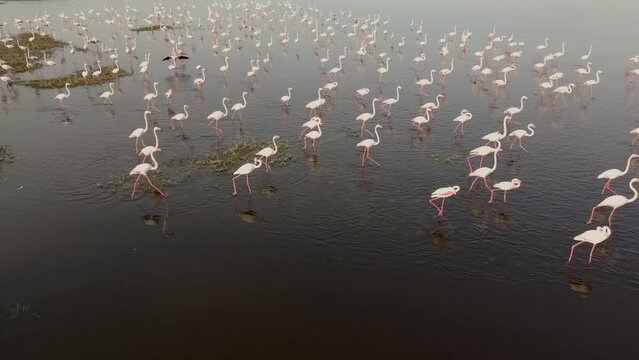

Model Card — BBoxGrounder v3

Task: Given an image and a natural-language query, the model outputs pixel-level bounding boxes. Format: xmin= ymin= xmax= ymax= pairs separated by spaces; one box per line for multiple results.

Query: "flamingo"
xmin=299 ymin=117 xmax=323 ymax=140
xmin=429 ymin=186 xmax=460 ymax=220
xmin=92 ymin=60 xmax=102 ymax=77
xmin=303 ymin=120 xmax=323 ymax=152
xmin=42 ymin=51 xmax=56 ymax=66
xmin=467 ymin=142 xmax=501 ymax=172
xmin=129 ymin=149 xmax=166 ymax=198
xmin=320 ymin=48 xmax=330 ymax=66
xmin=169 ymin=104 xmax=189 ymax=130
xmin=508 ymin=123 xmax=536 ymax=152
xmin=538 ymin=77 xmax=554 ymax=96
xmin=193 ymin=68 xmax=206 ymax=87
xmin=231 ymin=158 xmax=263 ymax=196
xmin=255 ymin=135 xmax=280 ymax=172
xmin=581 ymin=45 xmax=592 ymax=61
xmin=587 ymin=178 xmax=639 ymax=226
xmin=471 ymin=57 xmax=484 ymax=75
xmin=356 ymin=124 xmax=383 ymax=167
xmin=439 ymin=58 xmax=454 ymax=83
xmin=381 ymin=85 xmax=401 ymax=116
xmin=129 ymin=111 xmax=151 ymax=153
xmin=553 ymin=83 xmax=575 ymax=106
xmin=207 ymin=97 xmax=230 ymax=134
xmin=489 ymin=178 xmax=522 ymax=204
xmin=469 ymin=140 xmax=502 ymax=193
xmin=139 ymin=126 xmax=162 ymax=163
xmin=597 ymin=154 xmax=639 ymax=195
xmin=412 ymin=108 xmax=432 ymax=133
xmin=482 ymin=115 xmax=511 ymax=145
xmin=377 ymin=57 xmax=390 ymax=83
xmin=356 ymin=98 xmax=380 ymax=137
xmin=143 ymin=82 xmax=159 ymax=111
xmin=569 ymin=226 xmax=612 ymax=263
xmin=504 ymin=96 xmax=528 ymax=117
xmin=420 ymin=94 xmax=444 ymax=115
xmin=356 ymin=87 xmax=370 ymax=99
xmin=328 ymin=55 xmax=345 ymax=81
xmin=453 ymin=109 xmax=472 ymax=135
xmin=413 ymin=53 xmax=426 ymax=66
xmin=54 ymin=82 xmax=71 ymax=107
xmin=582 ymin=70 xmax=602 ymax=97
xmin=535 ymin=37 xmax=549 ymax=50
xmin=575 ymin=62 xmax=592 ymax=75
xmin=164 ymin=88 xmax=173 ymax=104
xmin=81 ymin=63 xmax=89 ymax=82
xmin=631 ymin=128 xmax=639 ymax=145
xmin=280 ymin=87 xmax=293 ymax=107
xmin=99 ymin=82 xmax=115 ymax=104
xmin=553 ymin=41 xmax=566 ymax=59
xmin=231 ymin=91 xmax=248 ymax=127
xmin=416 ymin=69 xmax=436 ymax=96
xmin=305 ymin=88 xmax=325 ymax=116
xmin=219 ymin=56 xmax=230 ymax=73
xmin=112 ymin=60 xmax=120 ymax=75
xmin=492 ymin=71 xmax=508 ymax=92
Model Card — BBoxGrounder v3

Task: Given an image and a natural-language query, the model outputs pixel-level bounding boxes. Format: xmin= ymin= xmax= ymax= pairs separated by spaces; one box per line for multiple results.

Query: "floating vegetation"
xmin=0 ymin=33 xmax=65 ymax=74
xmin=0 ymin=145 xmax=15 ymax=165
xmin=4 ymin=302 xmax=40 ymax=320
xmin=189 ymin=140 xmax=293 ymax=174
xmin=429 ymin=153 xmax=463 ymax=164
xmin=131 ymin=25 xmax=173 ymax=32
xmin=24 ymin=66 xmax=129 ymax=89
xmin=98 ymin=171 xmax=181 ymax=197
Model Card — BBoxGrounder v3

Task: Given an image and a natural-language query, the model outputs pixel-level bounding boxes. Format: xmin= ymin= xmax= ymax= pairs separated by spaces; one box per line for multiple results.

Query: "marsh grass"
xmin=24 ymin=66 xmax=129 ymax=88
xmin=131 ymin=25 xmax=173 ymax=32
xmin=0 ymin=33 xmax=65 ymax=74
xmin=4 ymin=302 xmax=40 ymax=320
xmin=99 ymin=141 xmax=292 ymax=197
xmin=430 ymin=153 xmax=463 ymax=164
xmin=0 ymin=145 xmax=15 ymax=165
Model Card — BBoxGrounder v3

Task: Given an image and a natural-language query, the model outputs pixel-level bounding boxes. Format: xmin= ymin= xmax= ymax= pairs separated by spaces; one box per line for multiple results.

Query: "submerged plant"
xmin=24 ymin=66 xmax=129 ymax=89
xmin=0 ymin=33 xmax=65 ymax=74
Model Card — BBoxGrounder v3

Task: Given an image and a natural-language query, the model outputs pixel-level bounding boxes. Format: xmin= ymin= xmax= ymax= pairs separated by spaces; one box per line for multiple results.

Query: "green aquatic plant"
xmin=131 ymin=25 xmax=173 ymax=32
xmin=5 ymin=302 xmax=40 ymax=320
xmin=0 ymin=145 xmax=15 ymax=165
xmin=0 ymin=33 xmax=65 ymax=74
xmin=24 ymin=66 xmax=129 ymax=89
xmin=429 ymin=153 xmax=463 ymax=164
xmin=190 ymin=140 xmax=292 ymax=174
xmin=98 ymin=171 xmax=180 ymax=197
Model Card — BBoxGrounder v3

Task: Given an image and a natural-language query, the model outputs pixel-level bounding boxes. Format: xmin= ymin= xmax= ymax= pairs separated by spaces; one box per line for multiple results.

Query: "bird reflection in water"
xmin=564 ymin=264 xmax=593 ymax=297
xmin=234 ymin=197 xmax=262 ymax=224
xmin=138 ymin=199 xmax=175 ymax=237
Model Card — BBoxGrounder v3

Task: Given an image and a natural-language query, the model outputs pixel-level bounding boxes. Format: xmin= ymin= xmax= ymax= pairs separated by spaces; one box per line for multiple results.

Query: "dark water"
xmin=2 ymin=0 xmax=639 ymax=358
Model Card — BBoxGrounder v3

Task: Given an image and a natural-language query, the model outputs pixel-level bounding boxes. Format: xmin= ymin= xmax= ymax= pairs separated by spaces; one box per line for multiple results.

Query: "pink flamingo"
xmin=467 ymin=143 xmax=500 ymax=173
xmin=568 ymin=226 xmax=611 ymax=263
xmin=420 ymin=94 xmax=444 ymax=116
xmin=468 ymin=140 xmax=501 ymax=192
xmin=429 ymin=186 xmax=460 ymax=220
xmin=489 ymin=178 xmax=522 ymax=204
xmin=587 ymin=178 xmax=639 ymax=226
xmin=597 ymin=154 xmax=639 ymax=195
xmin=129 ymin=110 xmax=151 ymax=153
xmin=356 ymin=124 xmax=383 ymax=167
xmin=129 ymin=149 xmax=166 ymax=198
xmin=356 ymin=98 xmax=379 ymax=138
xmin=453 ymin=109 xmax=472 ymax=135
xmin=255 ymin=135 xmax=280 ymax=172
xmin=416 ymin=69 xmax=436 ymax=96
xmin=231 ymin=157 xmax=263 ymax=196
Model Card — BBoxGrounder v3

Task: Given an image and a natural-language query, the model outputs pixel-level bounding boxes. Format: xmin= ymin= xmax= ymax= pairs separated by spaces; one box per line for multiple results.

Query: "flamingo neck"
xmin=450 ymin=59 xmax=454 ymax=71
xmin=429 ymin=70 xmax=435 ymax=82
xmin=371 ymin=99 xmax=377 ymax=117
xmin=501 ymin=116 xmax=509 ymax=135
xmin=150 ymin=151 xmax=159 ymax=170
xmin=395 ymin=86 xmax=400 ymax=101
xmin=491 ymin=149 xmax=499 ymax=171
xmin=143 ymin=113 xmax=149 ymax=132
xmin=65 ymin=84 xmax=70 ymax=96
xmin=272 ymin=137 xmax=278 ymax=153
xmin=242 ymin=93 xmax=247 ymax=106
xmin=183 ymin=106 xmax=189 ymax=119
xmin=622 ymin=156 xmax=635 ymax=175
xmin=527 ymin=125 xmax=535 ymax=137
xmin=222 ymin=98 xmax=229 ymax=116
xmin=153 ymin=128 xmax=160 ymax=147
xmin=255 ymin=159 xmax=263 ymax=169
xmin=288 ymin=88 xmax=292 ymax=98
xmin=374 ymin=126 xmax=381 ymax=145
xmin=519 ymin=97 xmax=525 ymax=110
xmin=628 ymin=180 xmax=639 ymax=203
xmin=202 ymin=69 xmax=206 ymax=80
xmin=109 ymin=83 xmax=114 ymax=93
xmin=153 ymin=82 xmax=158 ymax=96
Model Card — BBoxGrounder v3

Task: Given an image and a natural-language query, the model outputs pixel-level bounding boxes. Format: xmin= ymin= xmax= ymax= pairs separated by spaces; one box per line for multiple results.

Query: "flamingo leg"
xmin=299 ymin=128 xmax=307 ymax=140
xmin=130 ymin=175 xmax=142 ymax=198
xmin=454 ymin=123 xmax=461 ymax=134
xmin=428 ymin=198 xmax=442 ymax=215
xmin=561 ymin=93 xmax=567 ymax=107
xmin=469 ymin=177 xmax=479 ymax=192
xmin=361 ymin=148 xmax=367 ymax=167
xmin=439 ymin=198 xmax=446 ymax=218
xmin=366 ymin=150 xmax=381 ymax=167
xmin=246 ymin=175 xmax=252 ymax=195
xmin=144 ymin=175 xmax=166 ymax=197
xmin=483 ymin=178 xmax=491 ymax=192
xmin=232 ymin=175 xmax=240 ymax=196
xmin=518 ymin=139 xmax=529 ymax=153
xmin=460 ymin=122 xmax=464 ymax=135
xmin=134 ymin=138 xmax=140 ymax=153
xmin=303 ymin=137 xmax=308 ymax=150
xmin=608 ymin=208 xmax=617 ymax=227
xmin=504 ymin=190 xmax=508 ymax=203
xmin=170 ymin=119 xmax=175 ymax=130
xmin=568 ymin=241 xmax=585 ymax=262
xmin=587 ymin=206 xmax=598 ymax=224
xmin=479 ymin=156 xmax=484 ymax=167
xmin=588 ymin=244 xmax=597 ymax=263
xmin=600 ymin=180 xmax=611 ymax=195
xmin=488 ymin=189 xmax=495 ymax=204
xmin=466 ymin=156 xmax=474 ymax=173
xmin=312 ymin=138 xmax=317 ymax=152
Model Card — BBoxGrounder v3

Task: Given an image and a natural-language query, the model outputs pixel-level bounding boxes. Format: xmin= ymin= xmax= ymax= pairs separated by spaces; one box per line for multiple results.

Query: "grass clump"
xmin=98 ymin=171 xmax=180 ymax=197
xmin=4 ymin=302 xmax=40 ymax=320
xmin=24 ymin=66 xmax=129 ymax=88
xmin=191 ymin=140 xmax=292 ymax=174
xmin=0 ymin=145 xmax=15 ymax=165
xmin=131 ymin=25 xmax=173 ymax=32
xmin=0 ymin=33 xmax=65 ymax=74
xmin=429 ymin=153 xmax=463 ymax=164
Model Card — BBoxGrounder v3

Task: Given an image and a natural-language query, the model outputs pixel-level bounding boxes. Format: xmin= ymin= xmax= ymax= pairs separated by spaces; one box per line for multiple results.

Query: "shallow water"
xmin=2 ymin=0 xmax=639 ymax=358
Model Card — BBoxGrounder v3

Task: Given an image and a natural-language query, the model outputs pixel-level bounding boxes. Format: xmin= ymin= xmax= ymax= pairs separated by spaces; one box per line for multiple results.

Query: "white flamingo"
xmin=357 ymin=124 xmax=383 ymax=167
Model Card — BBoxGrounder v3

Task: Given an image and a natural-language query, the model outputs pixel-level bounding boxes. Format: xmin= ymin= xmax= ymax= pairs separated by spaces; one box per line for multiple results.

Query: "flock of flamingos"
xmin=2 ymin=1 xmax=639 ymax=264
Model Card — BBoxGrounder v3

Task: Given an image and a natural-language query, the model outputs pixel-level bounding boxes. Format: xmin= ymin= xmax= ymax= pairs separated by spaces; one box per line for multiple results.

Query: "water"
xmin=1 ymin=0 xmax=639 ymax=358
